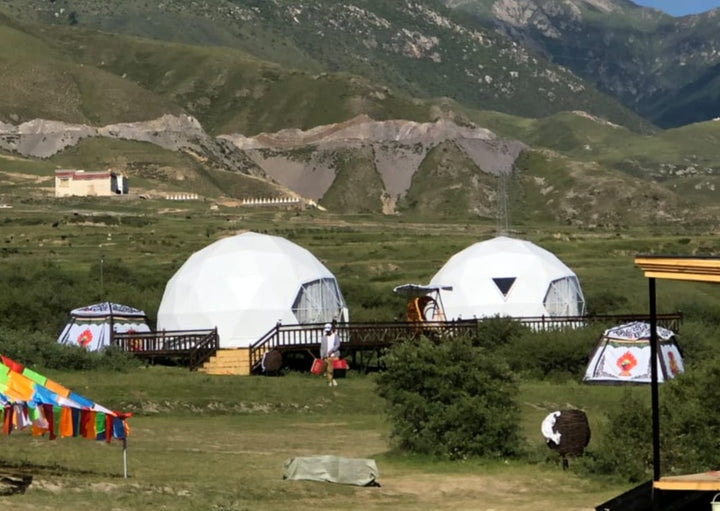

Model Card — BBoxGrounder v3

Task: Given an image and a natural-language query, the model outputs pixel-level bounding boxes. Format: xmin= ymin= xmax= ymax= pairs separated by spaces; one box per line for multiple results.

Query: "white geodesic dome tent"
xmin=429 ymin=236 xmax=585 ymax=320
xmin=156 ymin=232 xmax=348 ymax=348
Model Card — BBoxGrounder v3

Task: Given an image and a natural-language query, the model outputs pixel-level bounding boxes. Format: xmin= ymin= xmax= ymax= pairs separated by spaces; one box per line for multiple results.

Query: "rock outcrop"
xmin=0 ymin=113 xmax=526 ymax=213
xmin=221 ymin=115 xmax=526 ymax=201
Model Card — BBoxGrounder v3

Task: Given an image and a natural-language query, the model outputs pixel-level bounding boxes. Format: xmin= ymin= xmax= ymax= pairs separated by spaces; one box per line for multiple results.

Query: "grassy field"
xmin=1 ymin=368 xmax=636 ymax=511
xmin=4 ymin=195 xmax=720 ymax=321
xmin=2 ymin=195 xmax=720 ymax=509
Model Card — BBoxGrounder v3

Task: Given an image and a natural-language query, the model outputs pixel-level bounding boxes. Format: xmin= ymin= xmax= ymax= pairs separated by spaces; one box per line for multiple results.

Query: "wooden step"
xmin=198 ymin=349 xmax=251 ymax=376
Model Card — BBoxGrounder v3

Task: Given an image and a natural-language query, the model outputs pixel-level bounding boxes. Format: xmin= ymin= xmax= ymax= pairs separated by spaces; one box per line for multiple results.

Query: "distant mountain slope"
xmin=0 ymin=11 xmax=463 ymax=136
xmin=0 ymin=4 xmax=717 ymax=228
xmin=0 ymin=0 xmax=651 ymax=132
xmin=448 ymin=0 xmax=720 ymax=127
xmin=1 ymin=110 xmax=713 ymax=229
xmin=0 ymin=12 xmax=181 ymax=125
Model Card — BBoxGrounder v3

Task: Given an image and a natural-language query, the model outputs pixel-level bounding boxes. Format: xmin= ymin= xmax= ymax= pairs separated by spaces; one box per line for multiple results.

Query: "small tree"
xmin=375 ymin=335 xmax=522 ymax=459
xmin=660 ymin=362 xmax=720 ymax=473
xmin=582 ymin=390 xmax=653 ymax=483
xmin=582 ymin=358 xmax=720 ymax=483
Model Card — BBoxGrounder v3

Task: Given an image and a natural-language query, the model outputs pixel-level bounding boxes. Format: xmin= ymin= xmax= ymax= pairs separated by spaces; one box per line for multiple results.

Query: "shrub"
xmin=579 ymin=390 xmax=653 ymax=483
xmin=375 ymin=335 xmax=522 ymax=460
xmin=0 ymin=258 xmax=169 ymax=333
xmin=671 ymin=320 xmax=720 ymax=368
xmin=584 ymin=290 xmax=630 ymax=315
xmin=580 ymin=357 xmax=720 ymax=483
xmin=0 ymin=326 xmax=140 ymax=372
xmin=491 ymin=324 xmax=601 ymax=381
xmin=674 ymin=300 xmax=720 ymax=326
xmin=473 ymin=315 xmax=525 ymax=348
xmin=659 ymin=361 xmax=720 ymax=474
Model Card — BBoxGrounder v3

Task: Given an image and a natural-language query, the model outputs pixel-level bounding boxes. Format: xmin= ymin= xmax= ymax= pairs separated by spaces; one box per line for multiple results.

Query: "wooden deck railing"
xmin=113 ymin=328 xmax=219 ymax=371
xmin=514 ymin=313 xmax=683 ymax=332
xmin=248 ymin=312 xmax=683 ymax=373
xmin=111 ymin=312 xmax=682 ymax=373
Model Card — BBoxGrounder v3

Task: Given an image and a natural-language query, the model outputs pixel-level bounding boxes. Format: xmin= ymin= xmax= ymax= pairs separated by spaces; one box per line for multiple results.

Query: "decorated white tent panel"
xmin=156 ymin=232 xmax=348 ymax=348
xmin=57 ymin=302 xmax=151 ymax=351
xmin=429 ymin=236 xmax=585 ymax=320
xmin=583 ymin=322 xmax=684 ymax=384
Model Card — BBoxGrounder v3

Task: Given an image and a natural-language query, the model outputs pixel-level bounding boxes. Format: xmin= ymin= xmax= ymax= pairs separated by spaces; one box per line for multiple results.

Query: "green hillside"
xmin=0 ymin=0 xmax=652 ymax=132
xmin=0 ymin=14 xmax=180 ymax=125
xmin=1 ymin=6 xmax=719 ymax=225
xmin=451 ymin=0 xmax=720 ymax=128
xmin=463 ymin=110 xmax=720 ymax=212
xmin=399 ymin=141 xmax=499 ymax=220
xmin=0 ymin=13 xmax=458 ymax=136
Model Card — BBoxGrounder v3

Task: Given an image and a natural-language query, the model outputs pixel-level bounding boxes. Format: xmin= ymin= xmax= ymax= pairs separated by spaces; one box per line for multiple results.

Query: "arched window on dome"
xmin=292 ymin=278 xmax=346 ymax=324
xmin=543 ymin=276 xmax=586 ymax=316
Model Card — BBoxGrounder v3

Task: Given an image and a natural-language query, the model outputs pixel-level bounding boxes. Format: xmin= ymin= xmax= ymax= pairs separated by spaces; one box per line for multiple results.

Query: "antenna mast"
xmin=496 ymin=170 xmax=510 ymax=236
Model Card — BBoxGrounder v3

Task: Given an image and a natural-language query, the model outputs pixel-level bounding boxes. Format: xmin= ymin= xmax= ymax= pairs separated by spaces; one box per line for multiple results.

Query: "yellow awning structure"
xmin=635 ymin=255 xmax=720 ymax=494
xmin=635 ymin=256 xmax=720 ymax=283
xmin=654 ymin=471 xmax=720 ymax=491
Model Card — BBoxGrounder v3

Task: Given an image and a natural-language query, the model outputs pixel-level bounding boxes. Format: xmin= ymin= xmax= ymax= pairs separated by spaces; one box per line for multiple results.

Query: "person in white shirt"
xmin=320 ymin=322 xmax=340 ymax=387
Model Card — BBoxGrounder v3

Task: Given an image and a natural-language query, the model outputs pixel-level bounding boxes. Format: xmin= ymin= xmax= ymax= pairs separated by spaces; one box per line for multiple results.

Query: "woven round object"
xmin=542 ymin=409 xmax=591 ymax=457
xmin=262 ymin=349 xmax=283 ymax=373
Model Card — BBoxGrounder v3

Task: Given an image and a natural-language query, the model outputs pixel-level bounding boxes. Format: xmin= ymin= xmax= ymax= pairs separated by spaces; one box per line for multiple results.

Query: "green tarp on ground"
xmin=282 ymin=455 xmax=380 ymax=487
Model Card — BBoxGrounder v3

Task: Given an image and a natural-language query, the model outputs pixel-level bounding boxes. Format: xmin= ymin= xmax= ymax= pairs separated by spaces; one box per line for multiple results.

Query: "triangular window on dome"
xmin=493 ymin=277 xmax=516 ymax=298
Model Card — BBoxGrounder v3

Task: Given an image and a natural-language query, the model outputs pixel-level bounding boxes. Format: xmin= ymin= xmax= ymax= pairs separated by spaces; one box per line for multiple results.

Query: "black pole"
xmin=100 ymin=254 xmax=105 ymax=296
xmin=649 ymin=277 xmax=661 ymax=511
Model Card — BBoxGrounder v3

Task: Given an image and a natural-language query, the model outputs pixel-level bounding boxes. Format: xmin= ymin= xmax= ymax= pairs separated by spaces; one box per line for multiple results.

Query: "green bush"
xmin=579 ymin=390 xmax=653 ymax=483
xmin=659 ymin=361 xmax=720 ymax=474
xmin=0 ymin=326 xmax=140 ymax=372
xmin=579 ymin=355 xmax=720 ymax=483
xmin=473 ymin=315 xmax=525 ymax=348
xmin=671 ymin=320 xmax=720 ymax=368
xmin=340 ymin=281 xmax=406 ymax=321
xmin=675 ymin=300 xmax=720 ymax=326
xmin=0 ymin=258 xmax=168 ymax=333
xmin=375 ymin=335 xmax=522 ymax=460
xmin=490 ymin=323 xmax=601 ymax=381
xmin=584 ymin=290 xmax=630 ymax=315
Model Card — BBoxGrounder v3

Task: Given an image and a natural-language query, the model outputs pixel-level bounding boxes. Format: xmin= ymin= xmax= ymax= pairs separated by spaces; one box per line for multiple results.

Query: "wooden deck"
xmin=113 ymin=328 xmax=219 ymax=371
xmin=111 ymin=313 xmax=683 ymax=375
xmin=248 ymin=312 xmax=683 ymax=375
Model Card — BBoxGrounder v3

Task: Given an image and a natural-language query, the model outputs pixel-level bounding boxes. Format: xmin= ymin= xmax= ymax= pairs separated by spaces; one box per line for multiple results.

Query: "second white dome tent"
xmin=429 ymin=236 xmax=586 ymax=321
xmin=156 ymin=232 xmax=348 ymax=348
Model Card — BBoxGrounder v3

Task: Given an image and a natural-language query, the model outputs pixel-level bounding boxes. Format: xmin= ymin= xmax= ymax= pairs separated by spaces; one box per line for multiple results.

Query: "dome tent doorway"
xmin=393 ymin=283 xmax=452 ymax=322
xmin=429 ymin=236 xmax=585 ymax=321
xmin=156 ymin=232 xmax=348 ymax=349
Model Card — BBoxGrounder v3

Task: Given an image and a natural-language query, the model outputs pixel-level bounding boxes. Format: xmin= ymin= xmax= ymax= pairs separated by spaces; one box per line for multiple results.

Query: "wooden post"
xmin=123 ymin=436 xmax=128 ymax=479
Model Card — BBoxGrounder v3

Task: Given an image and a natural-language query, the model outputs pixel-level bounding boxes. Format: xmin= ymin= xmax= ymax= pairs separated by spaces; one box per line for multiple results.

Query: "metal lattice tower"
xmin=496 ymin=170 xmax=510 ymax=236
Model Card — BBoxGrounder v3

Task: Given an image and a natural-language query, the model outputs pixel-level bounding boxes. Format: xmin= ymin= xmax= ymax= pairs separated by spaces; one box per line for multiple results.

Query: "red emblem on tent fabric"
xmin=617 ymin=351 xmax=637 ymax=376
xmin=668 ymin=352 xmax=679 ymax=375
xmin=77 ymin=329 xmax=93 ymax=348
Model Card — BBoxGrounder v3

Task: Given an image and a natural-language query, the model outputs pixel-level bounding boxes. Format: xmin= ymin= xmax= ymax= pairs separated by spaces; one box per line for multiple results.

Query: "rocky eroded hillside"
xmin=0 ymin=113 xmax=525 ymax=215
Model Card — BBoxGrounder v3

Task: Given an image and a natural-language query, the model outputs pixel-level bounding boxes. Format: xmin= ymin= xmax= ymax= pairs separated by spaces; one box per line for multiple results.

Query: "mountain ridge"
xmin=0 ymin=2 xmax=719 ymax=229
xmin=2 ymin=110 xmax=716 ymax=230
xmin=0 ymin=0 xmax=652 ymax=132
xmin=452 ymin=0 xmax=720 ymax=127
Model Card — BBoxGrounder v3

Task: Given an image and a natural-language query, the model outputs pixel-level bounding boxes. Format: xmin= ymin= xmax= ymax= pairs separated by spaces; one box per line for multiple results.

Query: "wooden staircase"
xmin=198 ymin=349 xmax=251 ymax=376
